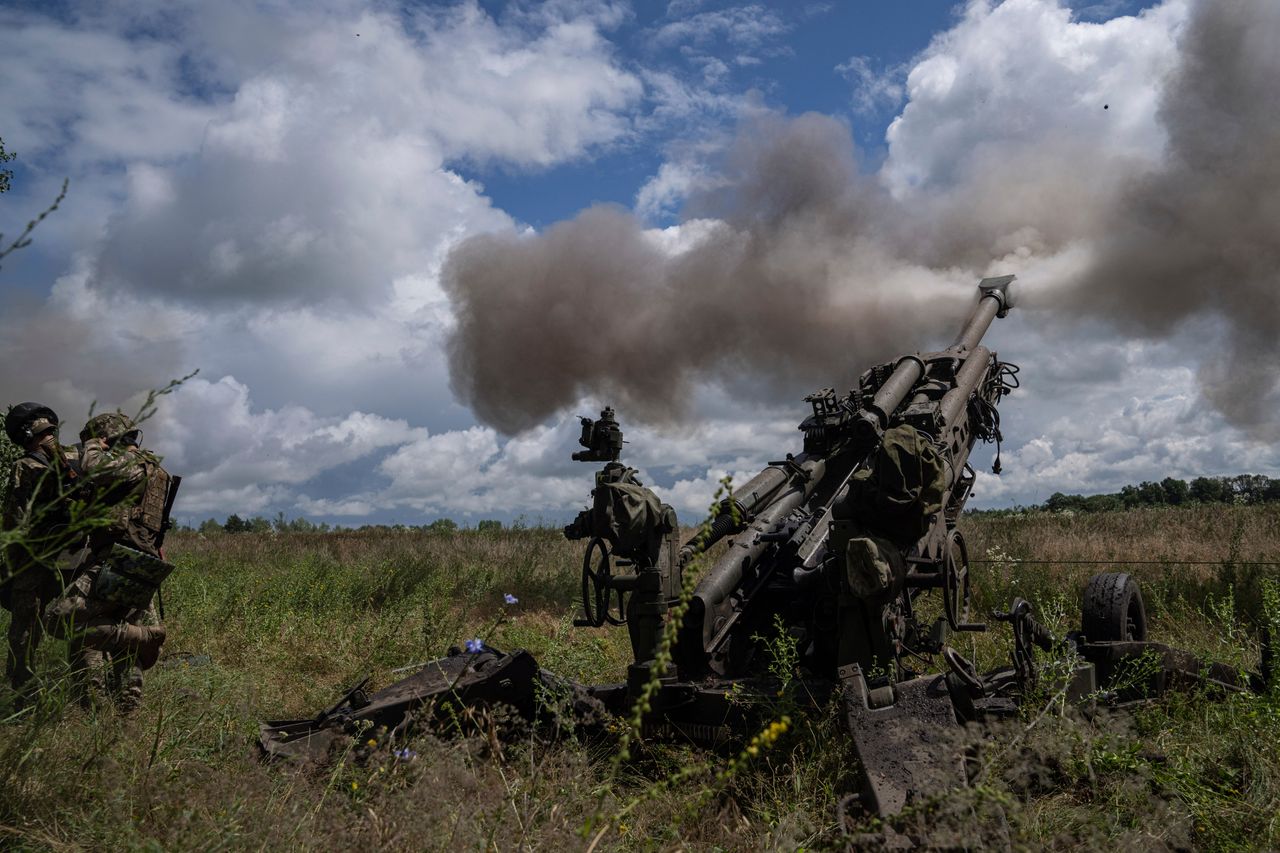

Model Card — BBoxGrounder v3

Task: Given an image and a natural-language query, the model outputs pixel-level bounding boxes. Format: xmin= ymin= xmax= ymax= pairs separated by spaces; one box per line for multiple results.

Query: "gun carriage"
xmin=262 ymin=277 xmax=1268 ymax=819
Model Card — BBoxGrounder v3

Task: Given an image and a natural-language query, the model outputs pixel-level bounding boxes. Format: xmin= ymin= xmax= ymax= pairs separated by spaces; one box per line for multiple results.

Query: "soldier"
xmin=2 ymin=402 xmax=83 ymax=701
xmin=44 ymin=412 xmax=172 ymax=711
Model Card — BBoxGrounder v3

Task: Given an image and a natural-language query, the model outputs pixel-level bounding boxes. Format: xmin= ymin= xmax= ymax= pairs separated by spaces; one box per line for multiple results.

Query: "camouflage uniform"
xmin=44 ymin=413 xmax=171 ymax=711
xmin=2 ymin=405 xmax=83 ymax=698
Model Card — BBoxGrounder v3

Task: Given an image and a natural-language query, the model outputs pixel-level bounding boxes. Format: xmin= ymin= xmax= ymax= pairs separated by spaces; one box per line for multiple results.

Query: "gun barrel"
xmin=693 ymin=478 xmax=815 ymax=606
xmin=952 ymin=275 xmax=1015 ymax=352
xmin=684 ymin=455 xmax=826 ymax=601
xmin=858 ymin=276 xmax=1014 ymax=436
xmin=681 ymin=456 xmax=828 ymax=671
xmin=678 ymin=456 xmax=815 ymax=563
xmin=859 ymin=355 xmax=926 ymax=435
xmin=938 ymin=345 xmax=992 ymax=430
xmin=951 ymin=295 xmax=1001 ymax=352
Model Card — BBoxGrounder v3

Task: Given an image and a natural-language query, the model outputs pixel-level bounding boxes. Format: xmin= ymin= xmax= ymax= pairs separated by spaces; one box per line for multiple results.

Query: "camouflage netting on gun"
xmin=592 ymin=481 xmax=674 ymax=554
xmin=837 ymin=531 xmax=907 ymax=598
xmin=840 ymin=424 xmax=946 ymax=547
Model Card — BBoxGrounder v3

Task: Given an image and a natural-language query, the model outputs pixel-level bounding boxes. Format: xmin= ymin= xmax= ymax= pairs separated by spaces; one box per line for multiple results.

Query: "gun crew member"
xmin=45 ymin=412 xmax=177 ymax=712
xmin=2 ymin=402 xmax=84 ymax=703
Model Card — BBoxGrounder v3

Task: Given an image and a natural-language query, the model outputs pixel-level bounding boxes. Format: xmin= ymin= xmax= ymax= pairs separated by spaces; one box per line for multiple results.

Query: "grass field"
xmin=1 ymin=504 xmax=1279 ymax=850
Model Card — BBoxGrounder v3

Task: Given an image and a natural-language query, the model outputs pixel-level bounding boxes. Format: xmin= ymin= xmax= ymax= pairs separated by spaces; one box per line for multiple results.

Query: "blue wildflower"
xmin=465 ymin=638 xmax=484 ymax=653
xmin=393 ymin=747 xmax=417 ymax=760
xmin=504 ymin=593 xmax=519 ymax=605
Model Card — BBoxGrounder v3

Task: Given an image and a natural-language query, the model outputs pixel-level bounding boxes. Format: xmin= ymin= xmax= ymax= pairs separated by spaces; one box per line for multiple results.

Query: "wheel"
xmin=581 ymin=537 xmax=626 ymax=627
xmin=943 ymin=529 xmax=971 ymax=629
xmin=1081 ymin=572 xmax=1147 ymax=641
xmin=581 ymin=537 xmax=611 ymax=627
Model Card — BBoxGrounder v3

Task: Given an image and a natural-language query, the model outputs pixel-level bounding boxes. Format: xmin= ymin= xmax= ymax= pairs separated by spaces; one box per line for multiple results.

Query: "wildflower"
xmin=760 ymin=716 xmax=791 ymax=745
xmin=393 ymin=747 xmax=417 ymax=760
xmin=351 ymin=781 xmax=359 ymax=791
xmin=366 ymin=738 xmax=377 ymax=747
xmin=465 ymin=638 xmax=484 ymax=653
xmin=504 ymin=593 xmax=519 ymax=605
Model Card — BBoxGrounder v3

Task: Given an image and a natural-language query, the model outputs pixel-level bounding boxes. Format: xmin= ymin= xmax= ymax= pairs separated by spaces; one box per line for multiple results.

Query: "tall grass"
xmin=0 ymin=505 xmax=1277 ymax=849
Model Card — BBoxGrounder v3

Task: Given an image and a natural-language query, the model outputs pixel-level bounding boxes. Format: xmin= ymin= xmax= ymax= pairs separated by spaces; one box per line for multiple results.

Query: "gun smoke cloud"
xmin=443 ymin=115 xmax=969 ymax=434
xmin=1072 ymin=0 xmax=1280 ymax=437
xmin=445 ymin=0 xmax=1280 ymax=438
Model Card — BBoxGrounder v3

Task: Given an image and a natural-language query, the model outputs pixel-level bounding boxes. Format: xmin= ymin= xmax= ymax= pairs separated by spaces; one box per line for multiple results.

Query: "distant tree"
xmin=198 ymin=518 xmax=223 ymax=535
xmin=1045 ymin=492 xmax=1085 ymax=513
xmin=1135 ymin=481 xmax=1165 ymax=506
xmin=1264 ymin=478 xmax=1280 ymax=504
xmin=476 ymin=519 xmax=502 ymax=533
xmin=224 ymin=514 xmax=250 ymax=534
xmin=426 ymin=518 xmax=458 ymax=534
xmin=1160 ymin=477 xmax=1190 ymax=506
xmin=1189 ymin=476 xmax=1228 ymax=504
xmin=247 ymin=516 xmax=272 ymax=534
xmin=1225 ymin=474 xmax=1268 ymax=505
xmin=1081 ymin=493 xmax=1123 ymax=513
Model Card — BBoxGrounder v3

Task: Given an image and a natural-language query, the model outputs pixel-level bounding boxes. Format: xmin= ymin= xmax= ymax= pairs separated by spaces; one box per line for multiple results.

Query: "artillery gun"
xmin=261 ymin=276 xmax=1268 ymax=820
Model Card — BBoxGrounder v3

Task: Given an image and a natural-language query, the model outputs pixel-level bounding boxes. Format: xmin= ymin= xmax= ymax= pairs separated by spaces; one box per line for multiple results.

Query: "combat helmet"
xmin=80 ymin=412 xmax=137 ymax=444
xmin=4 ymin=402 xmax=59 ymax=447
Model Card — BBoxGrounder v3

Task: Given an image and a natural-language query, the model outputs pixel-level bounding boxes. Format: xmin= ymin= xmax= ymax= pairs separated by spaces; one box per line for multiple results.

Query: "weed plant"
xmin=0 ymin=504 xmax=1277 ymax=849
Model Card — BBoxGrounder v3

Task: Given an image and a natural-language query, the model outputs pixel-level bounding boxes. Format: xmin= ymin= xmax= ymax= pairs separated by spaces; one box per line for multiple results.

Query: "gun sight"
xmin=571 ymin=406 xmax=624 ymax=462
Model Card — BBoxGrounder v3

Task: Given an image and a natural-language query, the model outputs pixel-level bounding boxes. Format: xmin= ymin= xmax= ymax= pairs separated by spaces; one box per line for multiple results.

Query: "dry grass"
xmin=0 ymin=505 xmax=1277 ymax=850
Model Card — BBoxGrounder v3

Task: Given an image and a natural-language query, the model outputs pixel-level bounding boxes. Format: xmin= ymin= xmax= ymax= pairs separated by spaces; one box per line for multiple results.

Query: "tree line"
xmin=1028 ymin=473 xmax=1280 ymax=515
xmin=193 ymin=513 xmax=508 ymax=535
xmin=93 ymin=473 xmax=1280 ymax=536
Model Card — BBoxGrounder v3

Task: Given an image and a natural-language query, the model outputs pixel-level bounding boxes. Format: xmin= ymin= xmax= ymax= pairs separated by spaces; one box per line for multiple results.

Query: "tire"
xmin=1081 ymin=572 xmax=1147 ymax=641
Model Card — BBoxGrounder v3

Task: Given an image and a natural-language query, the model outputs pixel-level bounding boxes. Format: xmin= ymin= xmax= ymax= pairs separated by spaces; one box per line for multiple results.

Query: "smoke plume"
xmin=444 ymin=0 xmax=1280 ymax=438
xmin=1071 ymin=0 xmax=1280 ymax=436
xmin=443 ymin=114 xmax=969 ymax=434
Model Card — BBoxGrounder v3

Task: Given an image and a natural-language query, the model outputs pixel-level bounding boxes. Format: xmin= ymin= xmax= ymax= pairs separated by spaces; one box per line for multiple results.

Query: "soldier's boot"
xmin=71 ymin=643 xmax=110 ymax=710
xmin=81 ymin=624 xmax=167 ymax=670
xmin=110 ymin=658 xmax=144 ymax=715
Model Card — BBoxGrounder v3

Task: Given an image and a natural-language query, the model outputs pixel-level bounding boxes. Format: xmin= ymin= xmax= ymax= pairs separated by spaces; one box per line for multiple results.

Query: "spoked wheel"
xmin=581 ymin=537 xmax=627 ymax=627
xmin=943 ymin=529 xmax=972 ymax=630
xmin=1081 ymin=572 xmax=1147 ymax=641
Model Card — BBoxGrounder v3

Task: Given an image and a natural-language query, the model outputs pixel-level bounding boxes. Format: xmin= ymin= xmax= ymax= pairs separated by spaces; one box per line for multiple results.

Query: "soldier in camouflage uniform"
xmin=2 ymin=403 xmax=84 ymax=701
xmin=44 ymin=412 xmax=170 ymax=711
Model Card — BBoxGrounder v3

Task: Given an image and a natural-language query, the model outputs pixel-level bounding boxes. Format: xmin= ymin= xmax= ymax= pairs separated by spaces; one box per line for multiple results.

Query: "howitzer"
xmin=672 ymin=275 xmax=1020 ymax=686
xmin=261 ymin=276 xmax=1269 ymax=824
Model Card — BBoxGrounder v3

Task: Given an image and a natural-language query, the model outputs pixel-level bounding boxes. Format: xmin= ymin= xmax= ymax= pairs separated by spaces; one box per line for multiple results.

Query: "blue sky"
xmin=468 ymin=2 xmax=968 ymax=227
xmin=1 ymin=0 xmax=1277 ymax=527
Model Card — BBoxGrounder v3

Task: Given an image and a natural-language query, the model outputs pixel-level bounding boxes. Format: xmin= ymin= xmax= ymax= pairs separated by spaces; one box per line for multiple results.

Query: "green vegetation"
xmin=972 ymin=473 xmax=1280 ymax=517
xmin=195 ymin=513 xmax=512 ymax=535
xmin=0 ymin=505 xmax=1278 ymax=849
xmin=186 ymin=472 xmax=1280 ymax=535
